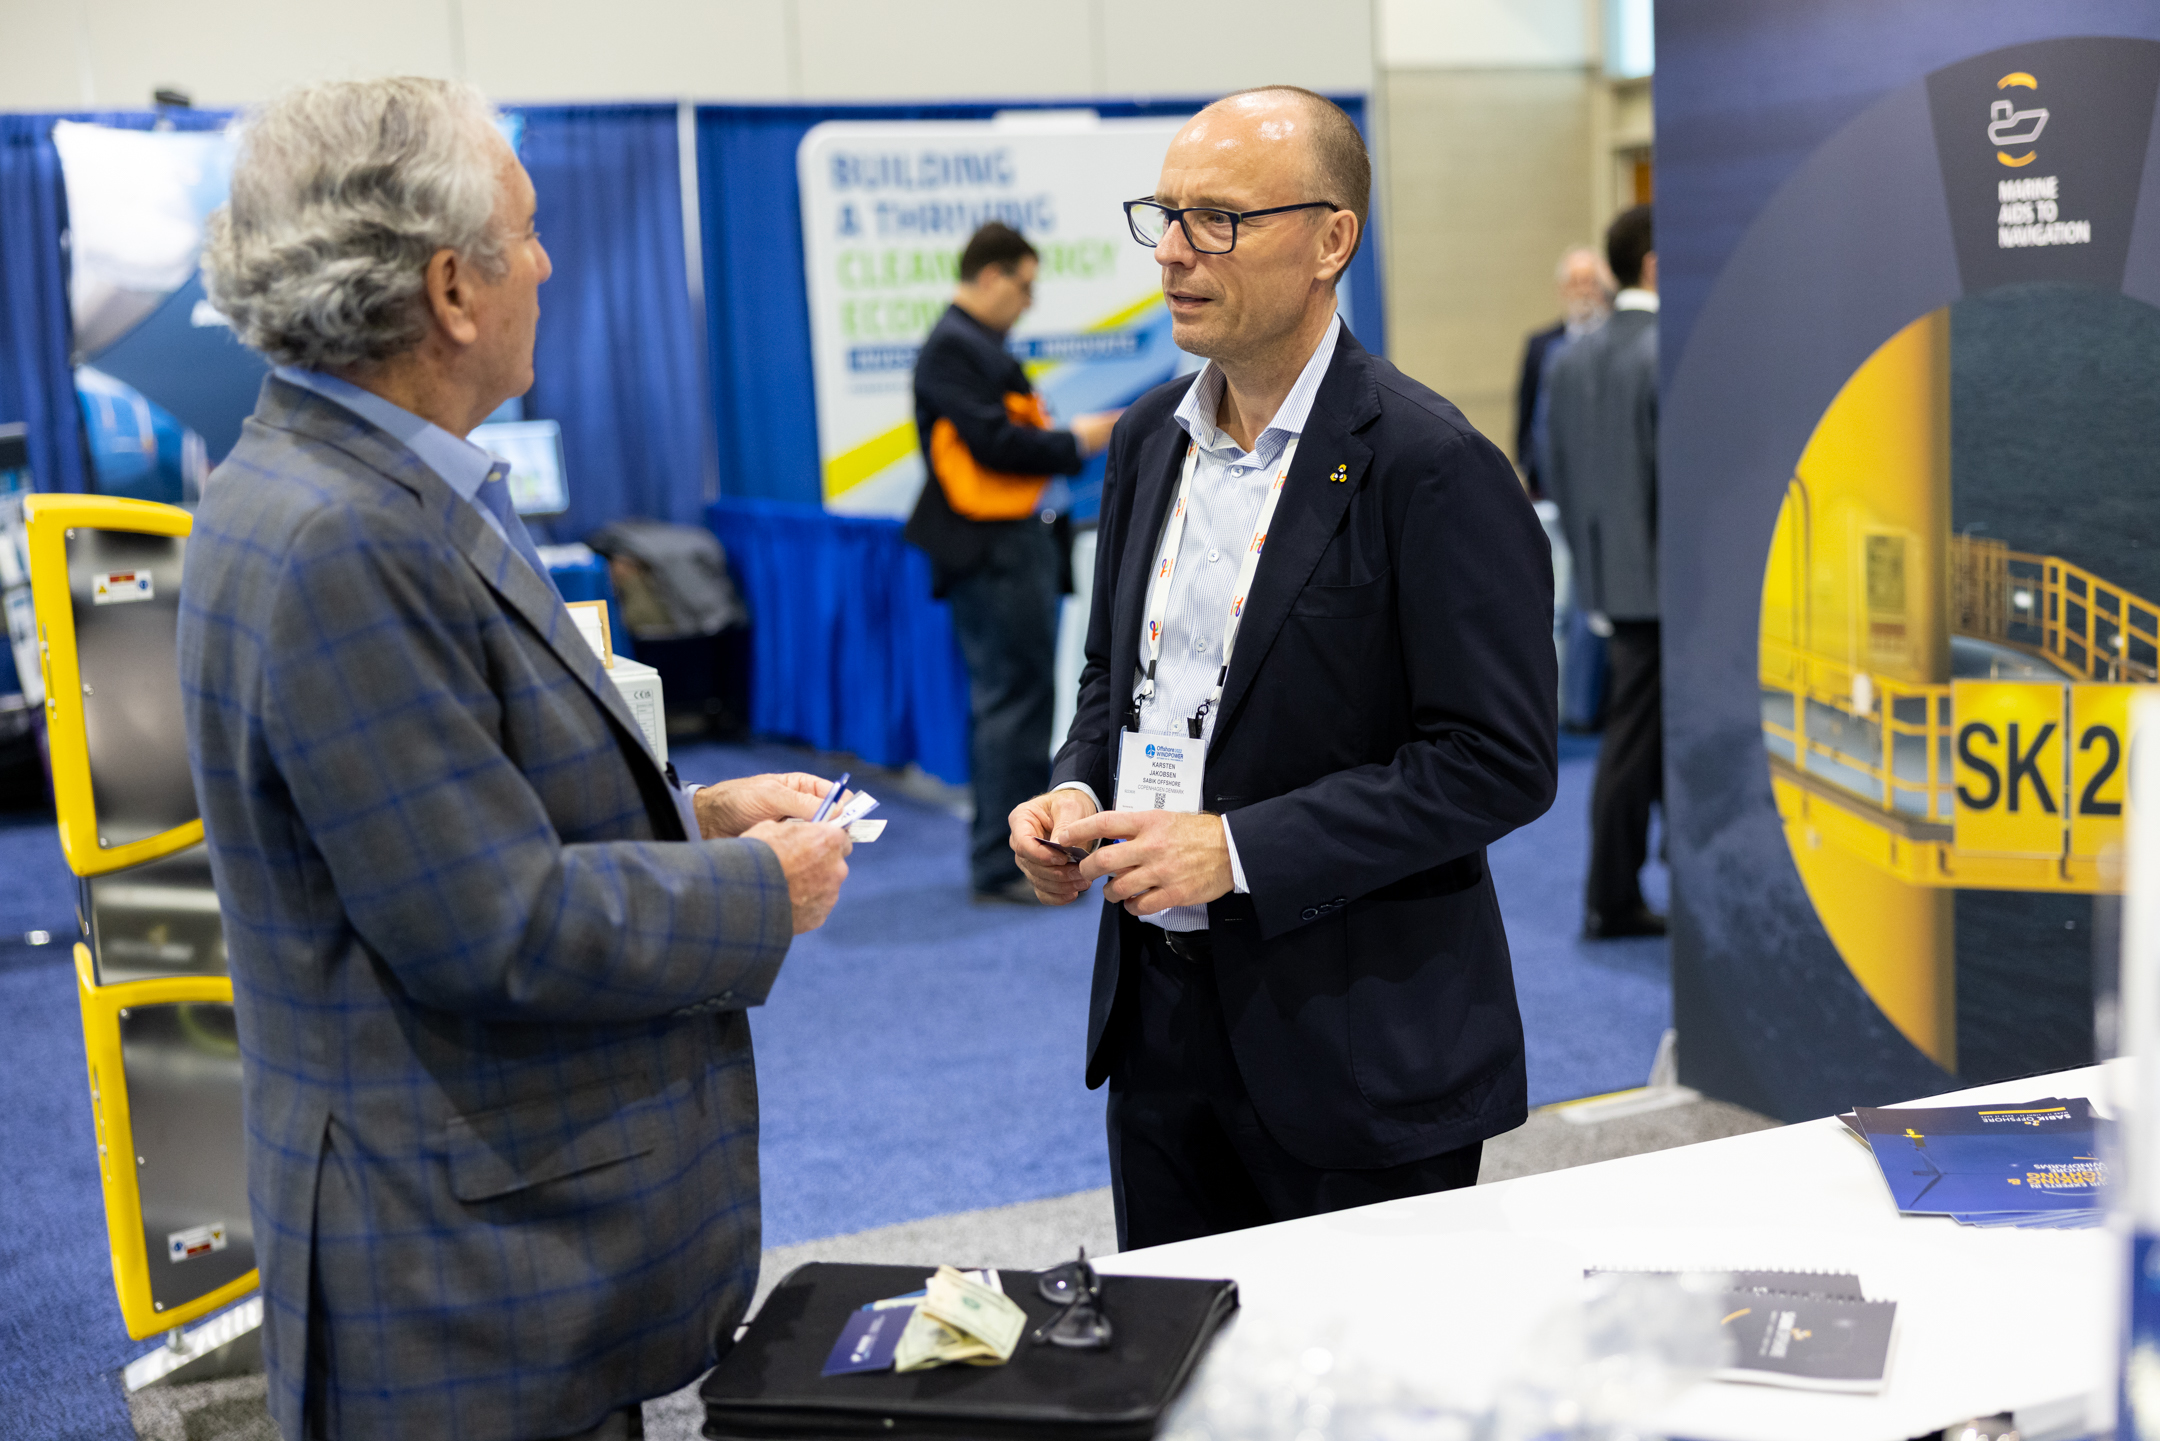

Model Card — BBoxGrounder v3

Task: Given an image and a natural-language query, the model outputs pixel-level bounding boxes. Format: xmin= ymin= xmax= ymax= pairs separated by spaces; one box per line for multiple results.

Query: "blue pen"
xmin=810 ymin=772 xmax=849 ymax=824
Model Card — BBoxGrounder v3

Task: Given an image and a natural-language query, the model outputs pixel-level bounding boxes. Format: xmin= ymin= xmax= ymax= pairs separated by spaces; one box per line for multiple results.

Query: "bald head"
xmin=1146 ymin=85 xmax=1364 ymax=383
xmin=1191 ymin=86 xmax=1370 ymax=256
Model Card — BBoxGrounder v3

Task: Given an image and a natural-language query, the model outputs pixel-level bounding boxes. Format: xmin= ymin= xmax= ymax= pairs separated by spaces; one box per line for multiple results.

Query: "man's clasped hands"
xmin=1005 ymin=790 xmax=1235 ymax=915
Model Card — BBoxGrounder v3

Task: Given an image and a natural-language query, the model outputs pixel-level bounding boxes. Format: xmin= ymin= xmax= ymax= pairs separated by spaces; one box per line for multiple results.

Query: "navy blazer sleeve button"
xmin=1301 ymin=907 xmax=1319 ymax=921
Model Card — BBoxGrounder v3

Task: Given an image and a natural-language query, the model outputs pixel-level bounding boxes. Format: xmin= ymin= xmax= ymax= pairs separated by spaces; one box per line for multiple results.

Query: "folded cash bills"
xmin=894 ymin=1266 xmax=1028 ymax=1372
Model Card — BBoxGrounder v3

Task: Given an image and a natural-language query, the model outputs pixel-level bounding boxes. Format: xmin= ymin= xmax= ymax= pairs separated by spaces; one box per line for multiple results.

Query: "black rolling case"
xmin=700 ymin=1262 xmax=1238 ymax=1441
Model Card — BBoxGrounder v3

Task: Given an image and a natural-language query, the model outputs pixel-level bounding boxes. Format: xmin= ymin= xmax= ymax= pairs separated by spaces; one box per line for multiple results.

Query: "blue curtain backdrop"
xmin=0 ymin=99 xmax=1380 ymax=784
xmin=0 ymin=105 xmax=703 ymax=542
xmin=517 ymin=104 xmax=708 ymax=542
xmin=0 ymin=109 xmax=229 ymax=496
xmin=709 ymin=497 xmax=969 ymax=783
xmin=695 ymin=96 xmax=1384 ymax=506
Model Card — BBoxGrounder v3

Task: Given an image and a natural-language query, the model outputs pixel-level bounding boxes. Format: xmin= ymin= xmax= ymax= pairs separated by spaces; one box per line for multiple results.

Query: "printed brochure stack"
xmin=1839 ymin=1096 xmax=2107 ymax=1228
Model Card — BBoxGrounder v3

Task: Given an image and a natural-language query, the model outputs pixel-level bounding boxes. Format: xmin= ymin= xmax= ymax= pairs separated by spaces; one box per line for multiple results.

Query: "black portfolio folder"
xmin=701 ymin=1261 xmax=1239 ymax=1440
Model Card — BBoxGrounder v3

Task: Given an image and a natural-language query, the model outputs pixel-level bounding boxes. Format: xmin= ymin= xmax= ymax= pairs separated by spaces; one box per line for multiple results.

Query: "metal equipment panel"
xmin=66 ymin=527 xmax=195 ymax=849
xmin=118 ymin=999 xmax=254 ymax=1316
xmin=87 ymin=843 xmax=227 ymax=984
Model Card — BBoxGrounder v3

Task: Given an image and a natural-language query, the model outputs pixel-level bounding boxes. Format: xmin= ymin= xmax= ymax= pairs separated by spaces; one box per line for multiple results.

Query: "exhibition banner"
xmin=51 ymin=115 xmax=527 ymax=483
xmin=1658 ymin=0 xmax=2160 ymax=1121
xmin=53 ymin=121 xmax=263 ymax=487
xmin=796 ymin=115 xmax=1192 ymax=517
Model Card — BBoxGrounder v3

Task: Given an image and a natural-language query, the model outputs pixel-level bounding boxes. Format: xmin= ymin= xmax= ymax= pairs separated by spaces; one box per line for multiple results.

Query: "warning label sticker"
xmin=167 ymin=1222 xmax=227 ymax=1263
xmin=93 ymin=571 xmax=153 ymax=605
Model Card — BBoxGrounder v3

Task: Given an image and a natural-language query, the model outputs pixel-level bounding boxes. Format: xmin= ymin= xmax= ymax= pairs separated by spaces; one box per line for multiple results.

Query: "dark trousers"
xmin=1585 ymin=619 xmax=1663 ymax=921
xmin=1105 ymin=926 xmax=1483 ymax=1251
xmin=945 ymin=522 xmax=1062 ymax=892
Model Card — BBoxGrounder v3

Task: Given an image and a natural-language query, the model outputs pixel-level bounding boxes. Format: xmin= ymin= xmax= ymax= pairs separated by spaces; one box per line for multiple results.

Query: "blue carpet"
xmin=1490 ymin=730 xmax=1673 ymax=1106
xmin=0 ymin=732 xmax=1667 ymax=1430
xmin=667 ymin=741 xmax=1108 ymax=1248
xmin=0 ymin=943 xmax=142 ymax=1441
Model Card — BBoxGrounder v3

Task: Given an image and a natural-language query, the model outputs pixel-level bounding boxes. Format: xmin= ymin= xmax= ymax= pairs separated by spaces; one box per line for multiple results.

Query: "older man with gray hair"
xmin=180 ymin=78 xmax=852 ymax=1440
xmin=1515 ymin=245 xmax=1611 ymax=500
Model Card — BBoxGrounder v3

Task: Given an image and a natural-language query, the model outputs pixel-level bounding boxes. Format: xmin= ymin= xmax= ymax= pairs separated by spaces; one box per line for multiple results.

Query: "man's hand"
xmin=1063 ymin=809 xmax=1232 ymax=917
xmin=744 ymin=819 xmax=852 ymax=934
xmin=1008 ymin=788 xmax=1101 ymax=904
xmin=695 ymin=772 xmax=837 ymax=839
xmin=1070 ymin=410 xmax=1123 ymax=457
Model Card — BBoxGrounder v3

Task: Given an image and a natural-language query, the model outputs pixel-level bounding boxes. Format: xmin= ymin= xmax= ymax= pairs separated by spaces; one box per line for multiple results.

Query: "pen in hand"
xmin=809 ymin=772 xmax=850 ymax=824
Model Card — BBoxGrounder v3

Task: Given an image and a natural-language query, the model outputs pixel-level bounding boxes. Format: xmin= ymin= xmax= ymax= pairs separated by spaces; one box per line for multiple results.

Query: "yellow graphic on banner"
xmin=2069 ymin=683 xmax=2137 ymax=862
xmin=823 ymin=418 xmax=920 ymax=501
xmin=1756 ymin=298 xmax=2160 ymax=1074
xmin=1952 ymin=680 xmax=2065 ymax=857
xmin=820 ymin=290 xmax=1167 ymax=503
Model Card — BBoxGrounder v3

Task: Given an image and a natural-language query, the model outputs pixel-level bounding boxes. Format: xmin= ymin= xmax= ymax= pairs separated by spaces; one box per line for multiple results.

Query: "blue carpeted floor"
xmin=0 ymin=729 xmax=1664 ymax=1436
xmin=1491 ymin=730 xmax=1673 ymax=1107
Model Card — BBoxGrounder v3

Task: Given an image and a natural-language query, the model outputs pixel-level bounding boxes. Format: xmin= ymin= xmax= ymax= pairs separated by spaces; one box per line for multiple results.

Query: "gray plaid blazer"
xmin=178 ymin=377 xmax=793 ymax=1440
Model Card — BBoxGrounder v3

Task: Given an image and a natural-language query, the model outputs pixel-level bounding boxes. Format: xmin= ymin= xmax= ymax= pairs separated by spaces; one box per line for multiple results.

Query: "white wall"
xmin=1376 ymin=0 xmax=1589 ymax=69
xmin=1 ymin=0 xmax=1372 ymax=110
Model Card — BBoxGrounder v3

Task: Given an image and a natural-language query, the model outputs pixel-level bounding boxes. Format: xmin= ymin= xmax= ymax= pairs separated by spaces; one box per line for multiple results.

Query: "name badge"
xmin=1115 ymin=729 xmax=1203 ymax=814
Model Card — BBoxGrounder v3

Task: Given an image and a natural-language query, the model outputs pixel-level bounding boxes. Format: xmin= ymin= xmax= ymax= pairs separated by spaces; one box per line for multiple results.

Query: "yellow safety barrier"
xmin=23 ymin=494 xmax=201 ymax=876
xmin=27 ymin=493 xmax=258 ymax=1346
xmin=1955 ymin=534 xmax=2160 ymax=683
xmin=75 ymin=944 xmax=254 ymax=1338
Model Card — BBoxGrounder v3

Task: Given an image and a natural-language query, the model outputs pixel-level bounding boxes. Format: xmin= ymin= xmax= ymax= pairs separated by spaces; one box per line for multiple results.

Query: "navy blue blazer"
xmin=1052 ymin=327 xmax=1559 ymax=1170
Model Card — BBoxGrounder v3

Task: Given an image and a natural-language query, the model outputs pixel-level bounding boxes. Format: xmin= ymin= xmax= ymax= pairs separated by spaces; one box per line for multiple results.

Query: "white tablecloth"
xmin=1103 ymin=1066 xmax=2118 ymax=1441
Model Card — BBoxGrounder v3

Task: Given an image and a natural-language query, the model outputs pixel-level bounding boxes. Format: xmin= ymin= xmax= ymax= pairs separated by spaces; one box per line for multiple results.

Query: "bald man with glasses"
xmin=1006 ymin=87 xmax=1558 ymax=1248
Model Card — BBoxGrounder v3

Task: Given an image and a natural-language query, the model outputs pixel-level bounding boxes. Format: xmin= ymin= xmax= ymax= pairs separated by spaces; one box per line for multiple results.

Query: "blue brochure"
xmin=821 ymin=1303 xmax=915 ymax=1376
xmin=1854 ymin=1098 xmax=2106 ymax=1216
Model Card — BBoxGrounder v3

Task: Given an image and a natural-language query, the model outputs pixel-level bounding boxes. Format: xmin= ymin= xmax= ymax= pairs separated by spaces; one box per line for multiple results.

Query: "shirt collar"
xmin=1174 ymin=310 xmax=1342 ymax=457
xmin=1614 ymin=288 xmax=1659 ymax=313
xmin=274 ymin=366 xmax=506 ymax=500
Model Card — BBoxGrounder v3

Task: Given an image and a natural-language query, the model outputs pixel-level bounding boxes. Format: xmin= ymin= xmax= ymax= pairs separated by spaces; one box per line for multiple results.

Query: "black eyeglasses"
xmin=1033 ymin=1247 xmax=1113 ymax=1349
xmin=1124 ymin=198 xmax=1341 ymax=255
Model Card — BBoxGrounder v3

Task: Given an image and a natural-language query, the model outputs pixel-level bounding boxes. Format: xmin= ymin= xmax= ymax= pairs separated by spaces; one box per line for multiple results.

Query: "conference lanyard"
xmin=1129 ymin=433 xmax=1300 ymax=739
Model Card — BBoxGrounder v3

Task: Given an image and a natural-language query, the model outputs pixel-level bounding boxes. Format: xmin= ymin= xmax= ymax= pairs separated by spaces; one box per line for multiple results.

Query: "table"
xmin=1103 ymin=1066 xmax=2118 ymax=1441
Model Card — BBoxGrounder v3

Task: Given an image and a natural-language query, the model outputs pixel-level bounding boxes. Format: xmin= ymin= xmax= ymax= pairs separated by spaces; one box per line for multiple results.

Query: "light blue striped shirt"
xmin=1065 ymin=310 xmax=1341 ymax=930
xmin=272 ymin=367 xmax=514 ymax=548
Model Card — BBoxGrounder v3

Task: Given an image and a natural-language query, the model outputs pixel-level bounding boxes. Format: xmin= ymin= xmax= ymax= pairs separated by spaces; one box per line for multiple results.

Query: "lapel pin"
xmin=1330 ymin=464 xmax=1348 ymax=483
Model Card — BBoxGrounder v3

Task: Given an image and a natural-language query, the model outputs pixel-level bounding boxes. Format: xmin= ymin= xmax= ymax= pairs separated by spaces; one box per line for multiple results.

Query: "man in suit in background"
xmin=906 ymin=223 xmax=1120 ymax=903
xmin=182 ymin=79 xmax=852 ymax=1441
xmin=1006 ymin=87 xmax=1558 ymax=1248
xmin=1513 ymin=245 xmax=1611 ymax=500
xmin=1543 ymin=203 xmax=1663 ymax=939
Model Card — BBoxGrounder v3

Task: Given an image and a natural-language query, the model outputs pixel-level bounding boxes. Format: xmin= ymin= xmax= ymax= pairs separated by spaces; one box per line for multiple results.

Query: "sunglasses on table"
xmin=1033 ymin=1247 xmax=1113 ymax=1349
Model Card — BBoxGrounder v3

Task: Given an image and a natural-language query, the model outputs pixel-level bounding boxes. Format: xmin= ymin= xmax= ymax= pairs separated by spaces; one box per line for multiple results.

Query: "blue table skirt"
xmin=707 ymin=498 xmax=969 ymax=785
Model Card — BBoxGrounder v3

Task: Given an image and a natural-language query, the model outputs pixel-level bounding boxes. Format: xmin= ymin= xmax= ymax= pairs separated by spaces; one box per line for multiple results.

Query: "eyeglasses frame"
xmin=1123 ymin=198 xmax=1344 ymax=255
xmin=1033 ymin=1248 xmax=1114 ymax=1349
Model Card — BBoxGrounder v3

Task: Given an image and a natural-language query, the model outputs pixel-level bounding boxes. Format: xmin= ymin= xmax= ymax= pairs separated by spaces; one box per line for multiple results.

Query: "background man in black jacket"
xmin=905 ymin=223 xmax=1118 ymax=901
xmin=1004 ymin=88 xmax=1558 ymax=1248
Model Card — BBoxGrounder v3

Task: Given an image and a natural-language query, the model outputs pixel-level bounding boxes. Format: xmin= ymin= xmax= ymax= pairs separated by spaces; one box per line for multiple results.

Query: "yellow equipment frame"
xmin=74 ymin=942 xmax=254 ymax=1337
xmin=28 ymin=493 xmax=257 ymax=1337
xmin=23 ymin=493 xmax=202 ymax=876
